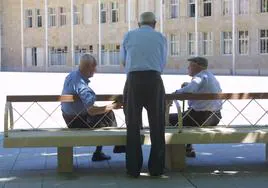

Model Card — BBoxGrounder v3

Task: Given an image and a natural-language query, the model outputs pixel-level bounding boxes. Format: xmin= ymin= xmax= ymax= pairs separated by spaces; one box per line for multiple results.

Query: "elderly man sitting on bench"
xmin=61 ymin=53 xmax=125 ymax=162
xmin=169 ymin=57 xmax=222 ymax=158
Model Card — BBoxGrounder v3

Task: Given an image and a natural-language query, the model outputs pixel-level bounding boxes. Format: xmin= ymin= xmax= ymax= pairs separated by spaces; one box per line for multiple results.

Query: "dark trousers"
xmin=123 ymin=71 xmax=166 ymax=176
xmin=62 ymin=111 xmax=117 ymax=152
xmin=169 ymin=109 xmax=222 ymax=127
xmin=169 ymin=109 xmax=222 ymax=149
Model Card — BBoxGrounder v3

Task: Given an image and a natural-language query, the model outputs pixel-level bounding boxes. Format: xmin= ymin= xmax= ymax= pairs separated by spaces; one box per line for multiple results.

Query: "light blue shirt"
xmin=120 ymin=25 xmax=167 ymax=73
xmin=61 ymin=70 xmax=96 ymax=115
xmin=175 ymin=70 xmax=222 ymax=112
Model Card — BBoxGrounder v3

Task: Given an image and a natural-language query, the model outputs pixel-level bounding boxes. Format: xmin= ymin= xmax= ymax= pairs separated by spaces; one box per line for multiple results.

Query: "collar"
xmin=140 ymin=25 xmax=154 ymax=30
xmin=77 ymin=70 xmax=90 ymax=83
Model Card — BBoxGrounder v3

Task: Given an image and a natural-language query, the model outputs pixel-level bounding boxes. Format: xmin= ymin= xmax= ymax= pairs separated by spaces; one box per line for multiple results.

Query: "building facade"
xmin=1 ymin=0 xmax=268 ymax=75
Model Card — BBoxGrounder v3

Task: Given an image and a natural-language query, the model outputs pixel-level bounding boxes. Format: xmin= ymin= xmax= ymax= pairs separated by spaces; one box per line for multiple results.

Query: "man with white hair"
xmin=120 ymin=12 xmax=167 ymax=177
xmin=61 ymin=54 xmax=125 ymax=162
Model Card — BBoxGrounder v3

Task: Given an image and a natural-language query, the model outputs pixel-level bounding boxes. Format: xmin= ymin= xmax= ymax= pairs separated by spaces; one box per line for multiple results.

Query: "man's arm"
xmin=175 ymin=76 xmax=203 ymax=94
xmin=87 ymin=102 xmax=122 ymax=116
xmin=161 ymin=36 xmax=168 ymax=71
xmin=120 ymin=33 xmax=128 ymax=68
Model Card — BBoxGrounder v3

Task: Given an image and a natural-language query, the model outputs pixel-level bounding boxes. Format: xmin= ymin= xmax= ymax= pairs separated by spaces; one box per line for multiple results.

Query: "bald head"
xmin=79 ymin=54 xmax=97 ymax=78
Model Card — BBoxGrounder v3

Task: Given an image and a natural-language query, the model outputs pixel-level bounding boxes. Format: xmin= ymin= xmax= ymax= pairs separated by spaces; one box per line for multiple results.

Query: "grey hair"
xmin=139 ymin=12 xmax=156 ymax=24
xmin=80 ymin=53 xmax=96 ymax=64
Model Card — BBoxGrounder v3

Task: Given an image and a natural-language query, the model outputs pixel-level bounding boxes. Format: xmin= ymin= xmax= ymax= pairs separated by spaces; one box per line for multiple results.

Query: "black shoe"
xmin=186 ymin=149 xmax=196 ymax=158
xmin=92 ymin=152 xmax=111 ymax=161
xmin=113 ymin=146 xmax=126 ymax=153
xmin=126 ymin=171 xmax=140 ymax=178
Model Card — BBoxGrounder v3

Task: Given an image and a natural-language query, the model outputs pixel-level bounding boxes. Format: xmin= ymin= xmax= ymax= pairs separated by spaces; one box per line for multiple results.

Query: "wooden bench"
xmin=4 ymin=93 xmax=268 ymax=173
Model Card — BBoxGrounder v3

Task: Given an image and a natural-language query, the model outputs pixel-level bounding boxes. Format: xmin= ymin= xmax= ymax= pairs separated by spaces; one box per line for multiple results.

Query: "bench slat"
xmin=4 ymin=127 xmax=268 ymax=148
xmin=7 ymin=93 xmax=268 ymax=102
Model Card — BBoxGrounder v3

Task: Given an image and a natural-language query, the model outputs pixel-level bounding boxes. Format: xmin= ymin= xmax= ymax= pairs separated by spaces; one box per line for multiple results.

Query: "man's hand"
xmin=112 ymin=101 xmax=123 ymax=109
xmin=181 ymin=82 xmax=189 ymax=88
xmin=106 ymin=102 xmax=123 ymax=111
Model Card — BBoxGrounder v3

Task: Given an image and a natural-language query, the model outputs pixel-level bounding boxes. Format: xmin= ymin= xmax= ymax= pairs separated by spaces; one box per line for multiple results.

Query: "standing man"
xmin=61 ymin=54 xmax=125 ymax=162
xmin=169 ymin=57 xmax=222 ymax=157
xmin=120 ymin=12 xmax=167 ymax=177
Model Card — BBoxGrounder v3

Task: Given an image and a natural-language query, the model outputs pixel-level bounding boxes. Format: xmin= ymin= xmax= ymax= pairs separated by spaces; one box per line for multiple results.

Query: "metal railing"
xmin=4 ymin=93 xmax=268 ymax=137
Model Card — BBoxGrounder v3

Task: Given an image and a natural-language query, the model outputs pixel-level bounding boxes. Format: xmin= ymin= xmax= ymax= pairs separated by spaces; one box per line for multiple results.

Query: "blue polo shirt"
xmin=120 ymin=25 xmax=167 ymax=73
xmin=61 ymin=70 xmax=96 ymax=115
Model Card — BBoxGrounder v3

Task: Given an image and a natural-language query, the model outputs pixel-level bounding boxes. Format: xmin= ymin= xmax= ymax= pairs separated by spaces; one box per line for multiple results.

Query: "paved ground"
xmin=1 ymin=133 xmax=268 ymax=188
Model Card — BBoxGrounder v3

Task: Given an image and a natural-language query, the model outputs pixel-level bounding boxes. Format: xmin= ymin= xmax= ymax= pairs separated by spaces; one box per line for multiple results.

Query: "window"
xmin=36 ymin=9 xmax=42 ymax=27
xmin=26 ymin=47 xmax=44 ymax=66
xmin=32 ymin=47 xmax=37 ymax=66
xmin=222 ymin=31 xmax=232 ymax=55
xmin=260 ymin=0 xmax=268 ymax=12
xmin=169 ymin=0 xmax=179 ymax=19
xmin=239 ymin=0 xmax=249 ymax=14
xmin=48 ymin=8 xmax=56 ymax=27
xmin=188 ymin=32 xmax=196 ymax=56
xmin=101 ymin=44 xmax=120 ymax=65
xmin=59 ymin=7 xmax=67 ymax=26
xmin=170 ymin=34 xmax=180 ymax=56
xmin=188 ymin=0 xmax=195 ymax=17
xmin=73 ymin=5 xmax=80 ymax=25
xmin=222 ymin=0 xmax=232 ymax=16
xmin=49 ymin=47 xmax=68 ymax=65
xmin=203 ymin=0 xmax=212 ymax=17
xmin=101 ymin=3 xmax=107 ymax=23
xmin=238 ymin=31 xmax=249 ymax=55
xmin=260 ymin=29 xmax=268 ymax=54
xmin=26 ymin=9 xmax=33 ymax=28
xmin=74 ymin=45 xmax=94 ymax=65
xmin=201 ymin=32 xmax=213 ymax=56
xmin=111 ymin=2 xmax=119 ymax=23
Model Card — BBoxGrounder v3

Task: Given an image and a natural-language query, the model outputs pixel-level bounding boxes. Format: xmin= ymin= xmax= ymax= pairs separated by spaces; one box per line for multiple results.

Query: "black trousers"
xmin=62 ymin=111 xmax=117 ymax=129
xmin=169 ymin=109 xmax=222 ymax=127
xmin=62 ymin=111 xmax=117 ymax=152
xmin=123 ymin=71 xmax=166 ymax=176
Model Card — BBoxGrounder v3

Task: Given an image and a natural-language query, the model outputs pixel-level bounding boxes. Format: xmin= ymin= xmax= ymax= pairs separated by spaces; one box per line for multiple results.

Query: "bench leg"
xmin=57 ymin=147 xmax=73 ymax=173
xmin=165 ymin=144 xmax=186 ymax=171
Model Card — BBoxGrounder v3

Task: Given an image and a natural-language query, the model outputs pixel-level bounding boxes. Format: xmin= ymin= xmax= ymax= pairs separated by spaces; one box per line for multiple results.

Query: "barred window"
xmin=49 ymin=46 xmax=68 ymax=65
xmin=222 ymin=31 xmax=232 ymax=55
xmin=238 ymin=31 xmax=249 ymax=55
xmin=188 ymin=0 xmax=195 ymax=17
xmin=101 ymin=3 xmax=107 ymax=23
xmin=239 ymin=0 xmax=249 ymax=14
xmin=260 ymin=0 xmax=268 ymax=12
xmin=36 ymin=9 xmax=42 ymax=27
xmin=101 ymin=44 xmax=120 ymax=65
xmin=203 ymin=0 xmax=212 ymax=17
xmin=169 ymin=0 xmax=179 ymax=19
xmin=111 ymin=2 xmax=119 ymax=23
xmin=188 ymin=32 xmax=196 ymax=56
xmin=59 ymin=7 xmax=67 ymax=26
xmin=260 ymin=29 xmax=268 ymax=54
xmin=170 ymin=34 xmax=180 ymax=56
xmin=73 ymin=5 xmax=80 ymax=25
xmin=201 ymin=32 xmax=213 ymax=56
xmin=48 ymin=8 xmax=56 ymax=27
xmin=26 ymin=9 xmax=33 ymax=28
xmin=222 ymin=0 xmax=232 ymax=16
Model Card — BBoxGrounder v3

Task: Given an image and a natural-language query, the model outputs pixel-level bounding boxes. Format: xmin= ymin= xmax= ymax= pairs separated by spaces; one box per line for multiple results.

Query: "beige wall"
xmin=1 ymin=0 xmax=268 ymax=75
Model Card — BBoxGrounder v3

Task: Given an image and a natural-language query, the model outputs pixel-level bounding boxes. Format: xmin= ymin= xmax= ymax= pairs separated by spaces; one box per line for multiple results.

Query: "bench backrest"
xmin=5 ymin=93 xmax=268 ymax=137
